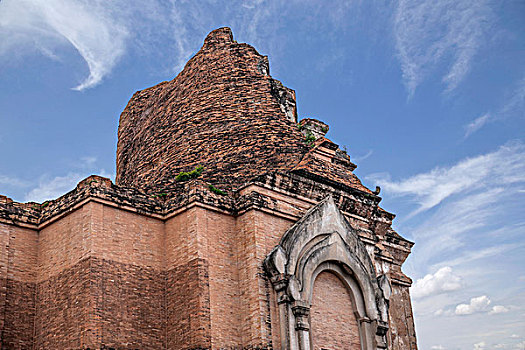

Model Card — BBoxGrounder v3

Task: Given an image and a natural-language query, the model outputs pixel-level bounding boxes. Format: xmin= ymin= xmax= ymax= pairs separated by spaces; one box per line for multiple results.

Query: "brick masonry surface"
xmin=310 ymin=271 xmax=361 ymax=350
xmin=0 ymin=27 xmax=418 ymax=349
xmin=115 ymin=27 xmax=370 ymax=194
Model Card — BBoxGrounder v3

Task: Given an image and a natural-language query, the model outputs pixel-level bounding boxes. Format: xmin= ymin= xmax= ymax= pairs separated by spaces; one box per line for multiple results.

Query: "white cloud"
xmin=465 ymin=114 xmax=491 ymax=138
xmin=371 ymin=142 xmax=525 ymax=216
xmin=411 ymin=266 xmax=462 ymax=299
xmin=0 ymin=174 xmax=29 ymax=188
xmin=23 ymin=156 xmax=113 ymax=202
xmin=511 ymin=335 xmax=521 ymax=339
xmin=494 ymin=344 xmax=507 ymax=349
xmin=455 ymin=295 xmax=491 ymax=315
xmin=25 ymin=169 xmax=114 ymax=203
xmin=489 ymin=305 xmax=510 ymax=315
xmin=0 ymin=0 xmax=128 ymax=90
xmin=353 ymin=149 xmax=374 ymax=162
xmin=433 ymin=244 xmax=516 ymax=269
xmin=25 ymin=172 xmax=85 ymax=202
xmin=517 ymin=341 xmax=525 ymax=350
xmin=474 ymin=341 xmax=486 ymax=350
xmin=463 ymin=76 xmax=525 ymax=137
xmin=393 ymin=0 xmax=492 ymax=96
xmin=501 ymin=76 xmax=525 ymax=118
xmin=431 ymin=346 xmax=446 ymax=350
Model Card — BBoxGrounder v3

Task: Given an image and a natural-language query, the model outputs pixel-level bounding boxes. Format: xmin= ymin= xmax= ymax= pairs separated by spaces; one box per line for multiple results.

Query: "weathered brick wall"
xmin=389 ymin=284 xmax=418 ymax=350
xmin=35 ymin=202 xmax=166 ymax=349
xmin=165 ymin=206 xmax=243 ymax=349
xmin=35 ymin=204 xmax=95 ymax=348
xmin=116 ymin=27 xmax=308 ymax=192
xmin=91 ymin=257 xmax=165 ymax=349
xmin=235 ymin=209 xmax=296 ymax=348
xmin=89 ymin=203 xmax=165 ymax=348
xmin=196 ymin=209 xmax=242 ymax=348
xmin=165 ymin=208 xmax=212 ymax=349
xmin=310 ymin=271 xmax=361 ymax=350
xmin=34 ymin=257 xmax=93 ymax=349
xmin=0 ymin=223 xmax=38 ymax=349
xmin=166 ymin=258 xmax=210 ymax=349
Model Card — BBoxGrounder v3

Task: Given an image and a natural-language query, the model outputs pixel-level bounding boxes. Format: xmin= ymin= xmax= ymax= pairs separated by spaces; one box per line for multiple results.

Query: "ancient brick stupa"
xmin=0 ymin=28 xmax=417 ymax=349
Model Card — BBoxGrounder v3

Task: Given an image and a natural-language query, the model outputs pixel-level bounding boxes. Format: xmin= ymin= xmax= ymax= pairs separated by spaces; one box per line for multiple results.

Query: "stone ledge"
xmin=0 ymin=172 xmax=414 ymax=253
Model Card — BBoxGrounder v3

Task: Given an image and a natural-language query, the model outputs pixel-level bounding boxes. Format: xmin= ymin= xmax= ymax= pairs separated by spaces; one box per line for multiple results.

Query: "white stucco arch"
xmin=264 ymin=196 xmax=390 ymax=350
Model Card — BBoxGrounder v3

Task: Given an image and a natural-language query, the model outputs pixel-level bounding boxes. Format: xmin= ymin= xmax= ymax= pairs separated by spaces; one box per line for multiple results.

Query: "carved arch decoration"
xmin=264 ymin=196 xmax=391 ymax=350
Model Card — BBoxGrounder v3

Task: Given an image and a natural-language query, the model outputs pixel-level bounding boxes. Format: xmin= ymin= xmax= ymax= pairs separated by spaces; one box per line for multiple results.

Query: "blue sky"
xmin=0 ymin=1 xmax=524 ymax=349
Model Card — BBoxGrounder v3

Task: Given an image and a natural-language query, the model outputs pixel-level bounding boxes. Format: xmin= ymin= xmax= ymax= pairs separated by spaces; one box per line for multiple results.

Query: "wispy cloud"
xmin=0 ymin=0 xmax=212 ymax=90
xmin=408 ymin=188 xmax=507 ymax=264
xmin=432 ymin=244 xmax=517 ymax=270
xmin=22 ymin=157 xmax=113 ymax=202
xmin=500 ymin=76 xmax=525 ymax=117
xmin=370 ymin=142 xmax=525 ymax=216
xmin=25 ymin=172 xmax=86 ymax=202
xmin=353 ymin=149 xmax=374 ymax=162
xmin=394 ymin=0 xmax=492 ymax=97
xmin=0 ymin=0 xmax=129 ymax=90
xmin=0 ymin=174 xmax=29 ymax=188
xmin=464 ymin=76 xmax=525 ymax=137
xmin=465 ymin=113 xmax=491 ymax=138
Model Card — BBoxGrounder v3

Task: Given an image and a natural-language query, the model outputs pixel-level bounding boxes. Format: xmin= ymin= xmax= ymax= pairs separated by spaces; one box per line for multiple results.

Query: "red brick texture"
xmin=0 ymin=27 xmax=418 ymax=350
xmin=310 ymin=271 xmax=361 ymax=350
xmin=34 ymin=258 xmax=93 ymax=349
xmin=388 ymin=285 xmax=418 ymax=349
xmin=2 ymin=280 xmax=35 ymax=349
xmin=166 ymin=258 xmax=210 ymax=349
xmin=0 ymin=223 xmax=37 ymax=349
xmin=0 ymin=184 xmax=417 ymax=349
xmin=115 ymin=27 xmax=369 ymax=195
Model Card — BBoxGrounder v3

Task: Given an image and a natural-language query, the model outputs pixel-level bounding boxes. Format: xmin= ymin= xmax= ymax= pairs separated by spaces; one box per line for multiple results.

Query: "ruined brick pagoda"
xmin=0 ymin=27 xmax=417 ymax=349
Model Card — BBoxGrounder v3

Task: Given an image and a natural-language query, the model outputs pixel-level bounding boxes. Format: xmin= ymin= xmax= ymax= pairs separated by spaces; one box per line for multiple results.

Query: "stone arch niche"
xmin=264 ymin=196 xmax=391 ymax=350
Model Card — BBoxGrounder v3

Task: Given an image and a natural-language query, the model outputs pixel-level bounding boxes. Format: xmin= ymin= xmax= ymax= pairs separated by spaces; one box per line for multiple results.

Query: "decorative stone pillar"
xmin=291 ymin=301 xmax=311 ymax=350
xmin=271 ymin=274 xmax=291 ymax=350
xmin=376 ymin=321 xmax=389 ymax=349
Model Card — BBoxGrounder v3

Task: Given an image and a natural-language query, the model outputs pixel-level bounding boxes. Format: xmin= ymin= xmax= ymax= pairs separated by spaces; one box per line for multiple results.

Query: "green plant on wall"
xmin=175 ymin=166 xmax=204 ymax=182
xmin=208 ymin=184 xmax=226 ymax=195
xmin=303 ymin=130 xmax=316 ymax=146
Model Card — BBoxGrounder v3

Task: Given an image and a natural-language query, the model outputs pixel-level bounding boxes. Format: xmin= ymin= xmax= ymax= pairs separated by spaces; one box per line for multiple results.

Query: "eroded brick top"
xmin=116 ymin=27 xmax=370 ymax=194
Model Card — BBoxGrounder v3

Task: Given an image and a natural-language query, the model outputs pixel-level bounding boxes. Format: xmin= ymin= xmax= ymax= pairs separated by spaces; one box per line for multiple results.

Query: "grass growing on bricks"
xmin=175 ymin=165 xmax=204 ymax=182
xmin=208 ymin=184 xmax=226 ymax=195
